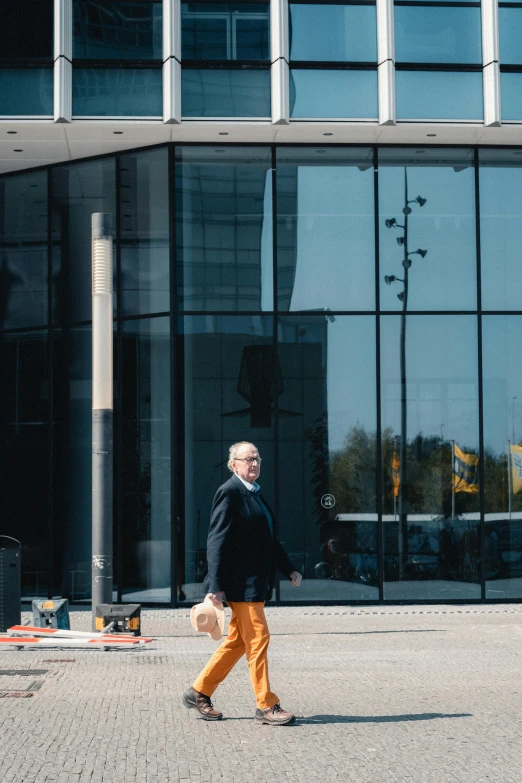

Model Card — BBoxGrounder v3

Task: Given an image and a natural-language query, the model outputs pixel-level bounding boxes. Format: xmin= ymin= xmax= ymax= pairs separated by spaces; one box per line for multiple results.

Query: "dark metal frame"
xmin=2 ymin=140 xmax=522 ymax=606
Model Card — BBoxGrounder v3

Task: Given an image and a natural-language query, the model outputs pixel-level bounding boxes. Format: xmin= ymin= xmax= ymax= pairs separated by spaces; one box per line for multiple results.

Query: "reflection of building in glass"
xmin=2 ymin=4 xmax=522 ymax=605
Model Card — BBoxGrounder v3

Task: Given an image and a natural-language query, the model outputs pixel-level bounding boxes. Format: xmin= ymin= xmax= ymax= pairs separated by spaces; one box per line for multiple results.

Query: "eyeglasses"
xmin=235 ymin=456 xmax=262 ymax=465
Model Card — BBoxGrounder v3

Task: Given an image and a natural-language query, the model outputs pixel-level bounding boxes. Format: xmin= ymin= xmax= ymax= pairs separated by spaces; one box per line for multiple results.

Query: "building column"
xmin=54 ymin=0 xmax=72 ymax=123
xmin=163 ymin=0 xmax=181 ymax=123
xmin=482 ymin=0 xmax=501 ymax=126
xmin=271 ymin=0 xmax=290 ymax=125
xmin=377 ymin=0 xmax=396 ymax=126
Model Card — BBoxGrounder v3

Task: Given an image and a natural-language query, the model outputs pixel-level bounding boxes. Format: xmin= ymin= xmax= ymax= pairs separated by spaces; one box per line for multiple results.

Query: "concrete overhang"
xmin=0 ymin=119 xmax=522 ymax=174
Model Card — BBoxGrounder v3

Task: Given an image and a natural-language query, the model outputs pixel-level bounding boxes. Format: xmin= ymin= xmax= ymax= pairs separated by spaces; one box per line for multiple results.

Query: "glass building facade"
xmin=2 ymin=143 xmax=522 ymax=605
xmin=1 ymin=0 xmax=522 ymax=605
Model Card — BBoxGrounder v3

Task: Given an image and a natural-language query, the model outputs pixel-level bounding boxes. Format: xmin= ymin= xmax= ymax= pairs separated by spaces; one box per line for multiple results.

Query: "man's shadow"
xmin=298 ymin=712 xmax=472 ymax=725
xmin=230 ymin=712 xmax=471 ymax=724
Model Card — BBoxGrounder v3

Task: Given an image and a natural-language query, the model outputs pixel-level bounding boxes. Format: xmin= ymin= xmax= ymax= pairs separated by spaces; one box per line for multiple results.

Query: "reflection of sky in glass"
xmin=279 ymin=164 xmax=375 ymax=311
xmin=289 ymin=4 xmax=377 ymax=62
xmin=379 ymin=162 xmax=477 ymax=311
xmin=395 ymin=6 xmax=482 ymax=64
xmin=483 ymin=316 xmax=522 ymax=455
xmin=396 ymin=71 xmax=483 ymax=120
xmin=479 ymin=160 xmax=522 ymax=309
xmin=501 ymin=73 xmax=522 ymax=121
xmin=281 ymin=317 xmax=376 ymax=451
xmin=499 ymin=8 xmax=522 ymax=65
xmin=326 ymin=317 xmax=376 ymax=451
xmin=290 ymin=69 xmax=378 ymax=119
xmin=380 ymin=315 xmax=479 ymax=449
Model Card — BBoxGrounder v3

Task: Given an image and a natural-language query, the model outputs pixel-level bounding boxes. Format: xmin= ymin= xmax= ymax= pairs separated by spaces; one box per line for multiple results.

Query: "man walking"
xmin=183 ymin=441 xmax=302 ymax=725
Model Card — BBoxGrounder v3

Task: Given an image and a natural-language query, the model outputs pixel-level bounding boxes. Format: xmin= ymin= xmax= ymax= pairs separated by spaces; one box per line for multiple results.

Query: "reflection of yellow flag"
xmin=453 ymin=443 xmax=479 ymax=493
xmin=392 ymin=452 xmax=400 ymax=497
xmin=511 ymin=445 xmax=522 ymax=494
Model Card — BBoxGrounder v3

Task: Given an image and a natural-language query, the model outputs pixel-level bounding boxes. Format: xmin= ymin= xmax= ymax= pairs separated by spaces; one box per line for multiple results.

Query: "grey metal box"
xmin=32 ymin=598 xmax=70 ymax=630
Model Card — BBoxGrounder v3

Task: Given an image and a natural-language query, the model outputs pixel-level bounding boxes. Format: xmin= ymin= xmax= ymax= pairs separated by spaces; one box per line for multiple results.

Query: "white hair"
xmin=227 ymin=441 xmax=256 ymax=472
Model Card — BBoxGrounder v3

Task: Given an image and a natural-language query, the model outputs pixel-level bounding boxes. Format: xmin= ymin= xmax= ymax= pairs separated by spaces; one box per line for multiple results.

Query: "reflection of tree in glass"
xmin=305 ymin=422 xmax=377 ymax=519
xmin=329 ymin=426 xmax=377 ymax=514
xmin=382 ymin=430 xmax=479 ymax=518
xmin=310 ymin=420 xmax=522 ymax=518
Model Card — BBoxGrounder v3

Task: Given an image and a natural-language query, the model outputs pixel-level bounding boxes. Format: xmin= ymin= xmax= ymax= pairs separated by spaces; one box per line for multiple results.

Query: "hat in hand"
xmin=190 ymin=596 xmax=225 ymax=641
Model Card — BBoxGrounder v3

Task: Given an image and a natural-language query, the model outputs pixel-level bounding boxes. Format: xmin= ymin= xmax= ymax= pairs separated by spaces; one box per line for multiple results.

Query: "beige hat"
xmin=190 ymin=597 xmax=225 ymax=641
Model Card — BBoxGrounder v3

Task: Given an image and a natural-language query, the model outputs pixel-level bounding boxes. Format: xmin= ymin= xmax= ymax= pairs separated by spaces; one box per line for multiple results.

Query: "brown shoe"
xmin=182 ymin=687 xmax=223 ymax=721
xmin=255 ymin=703 xmax=296 ymax=725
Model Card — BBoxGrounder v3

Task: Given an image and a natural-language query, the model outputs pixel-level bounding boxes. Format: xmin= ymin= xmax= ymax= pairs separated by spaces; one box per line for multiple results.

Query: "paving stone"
xmin=0 ymin=605 xmax=520 ymax=782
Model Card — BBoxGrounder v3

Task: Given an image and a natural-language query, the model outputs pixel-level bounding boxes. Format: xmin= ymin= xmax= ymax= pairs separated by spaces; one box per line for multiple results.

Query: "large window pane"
xmin=290 ymin=68 xmax=378 ymax=119
xmin=181 ymin=68 xmax=271 ymax=117
xmin=483 ymin=316 xmax=522 ymax=599
xmin=479 ymin=149 xmax=522 ymax=310
xmin=0 ymin=170 xmax=48 ymax=330
xmin=289 ymin=3 xmax=377 ymax=62
xmin=53 ymin=327 xmax=97 ymax=601
xmin=0 ymin=1 xmax=53 ymax=59
xmin=379 ymin=148 xmax=477 ymax=312
xmin=396 ymin=70 xmax=483 ymax=120
xmin=0 ymin=332 xmax=50 ymax=599
xmin=175 ymin=147 xmax=273 ymax=311
xmin=120 ymin=148 xmax=169 ymax=317
xmin=72 ymin=68 xmax=162 ymax=116
xmin=500 ymin=73 xmax=522 ymax=121
xmin=276 ymin=147 xmax=375 ymax=311
xmin=73 ymin=1 xmax=162 ymax=59
xmin=51 ymin=327 xmax=120 ymax=602
xmin=51 ymin=157 xmax=116 ymax=323
xmin=278 ymin=316 xmax=378 ymax=601
xmin=182 ymin=2 xmax=270 ymax=60
xmin=121 ymin=317 xmax=171 ymax=603
xmin=395 ymin=6 xmax=482 ymax=64
xmin=499 ymin=8 xmax=522 ymax=65
xmin=381 ymin=315 xmax=480 ymax=600
xmin=0 ymin=69 xmax=53 ymax=116
xmin=180 ymin=315 xmax=274 ymax=602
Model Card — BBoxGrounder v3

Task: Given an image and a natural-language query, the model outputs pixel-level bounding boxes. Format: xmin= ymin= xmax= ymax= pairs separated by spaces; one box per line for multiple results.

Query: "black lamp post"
xmin=384 ymin=168 xmax=427 ymax=579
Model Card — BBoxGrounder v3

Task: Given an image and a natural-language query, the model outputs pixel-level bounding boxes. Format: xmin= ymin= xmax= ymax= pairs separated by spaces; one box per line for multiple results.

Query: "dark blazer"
xmin=203 ymin=474 xmax=296 ymax=602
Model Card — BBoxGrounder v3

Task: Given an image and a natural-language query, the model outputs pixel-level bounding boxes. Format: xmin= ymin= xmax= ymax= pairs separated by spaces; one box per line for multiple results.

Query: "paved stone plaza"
xmin=0 ymin=604 xmax=520 ymax=783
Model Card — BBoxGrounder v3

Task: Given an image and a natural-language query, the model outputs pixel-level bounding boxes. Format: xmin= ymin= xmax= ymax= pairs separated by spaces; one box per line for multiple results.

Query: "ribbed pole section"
xmin=92 ymin=213 xmax=114 ymax=630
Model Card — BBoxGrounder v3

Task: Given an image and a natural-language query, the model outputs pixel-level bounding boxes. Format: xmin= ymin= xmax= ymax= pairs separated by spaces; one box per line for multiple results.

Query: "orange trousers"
xmin=192 ymin=601 xmax=279 ymax=710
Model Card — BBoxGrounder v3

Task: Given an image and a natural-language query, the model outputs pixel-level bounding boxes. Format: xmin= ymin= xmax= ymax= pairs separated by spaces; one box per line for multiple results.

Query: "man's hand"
xmin=206 ymin=592 xmax=225 ymax=607
xmin=289 ymin=571 xmax=302 ymax=587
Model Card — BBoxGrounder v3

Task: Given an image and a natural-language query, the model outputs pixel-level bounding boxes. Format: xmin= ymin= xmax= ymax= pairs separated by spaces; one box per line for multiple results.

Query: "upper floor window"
xmin=394 ymin=0 xmax=483 ymax=120
xmin=182 ymin=1 xmax=270 ymax=60
xmin=181 ymin=1 xmax=271 ymax=118
xmin=72 ymin=0 xmax=163 ymax=117
xmin=0 ymin=0 xmax=54 ymax=116
xmin=499 ymin=1 xmax=522 ymax=120
xmin=289 ymin=1 xmax=377 ymax=62
xmin=73 ymin=0 xmax=163 ymax=59
xmin=288 ymin=1 xmax=378 ymax=120
xmin=0 ymin=1 xmax=53 ymax=60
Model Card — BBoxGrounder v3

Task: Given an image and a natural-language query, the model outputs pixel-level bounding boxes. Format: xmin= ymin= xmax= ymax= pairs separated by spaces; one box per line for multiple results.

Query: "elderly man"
xmin=183 ymin=441 xmax=302 ymax=725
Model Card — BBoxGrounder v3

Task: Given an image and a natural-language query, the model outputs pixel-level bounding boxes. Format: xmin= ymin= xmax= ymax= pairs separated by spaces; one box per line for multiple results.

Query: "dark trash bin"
xmin=0 ymin=536 xmax=21 ymax=633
